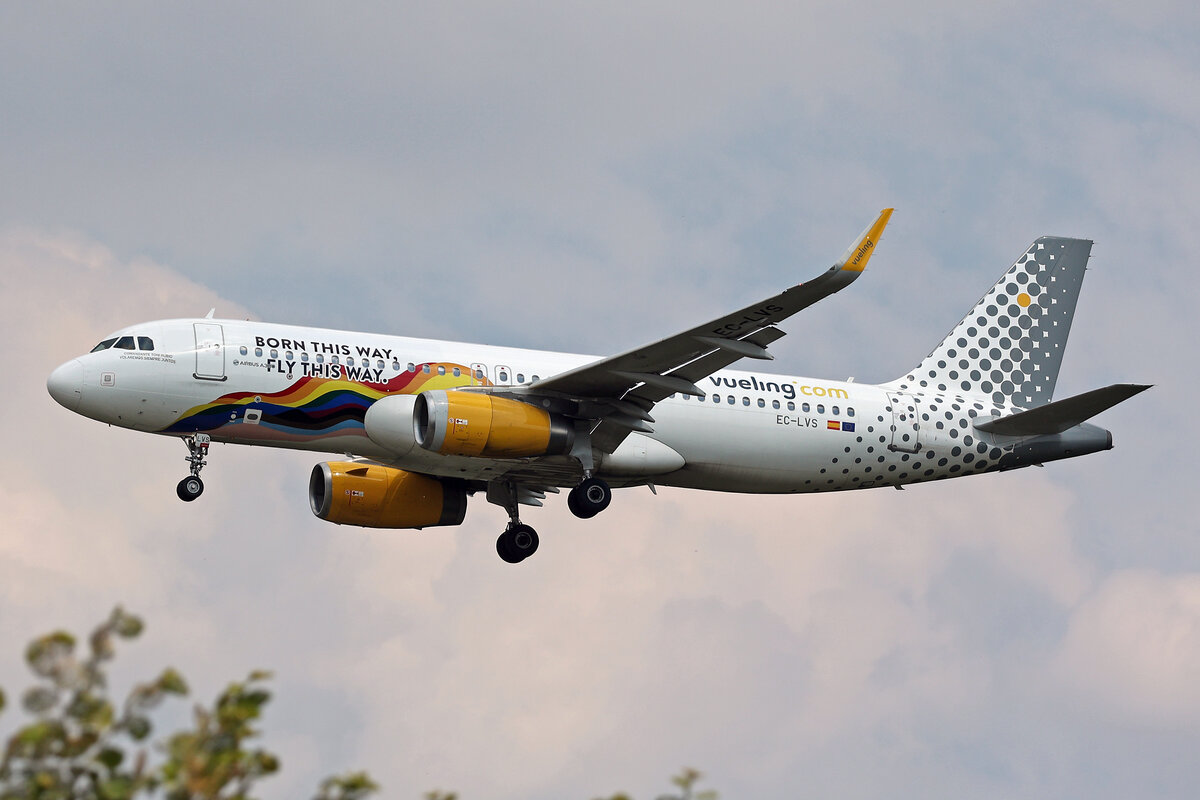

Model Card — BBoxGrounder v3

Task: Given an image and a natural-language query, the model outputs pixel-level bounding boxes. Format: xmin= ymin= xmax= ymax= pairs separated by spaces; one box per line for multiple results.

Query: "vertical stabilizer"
xmin=891 ymin=237 xmax=1092 ymax=408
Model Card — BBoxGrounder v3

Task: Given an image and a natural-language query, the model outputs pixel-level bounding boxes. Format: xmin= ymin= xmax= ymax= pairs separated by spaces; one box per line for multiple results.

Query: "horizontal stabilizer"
xmin=974 ymin=384 xmax=1151 ymax=436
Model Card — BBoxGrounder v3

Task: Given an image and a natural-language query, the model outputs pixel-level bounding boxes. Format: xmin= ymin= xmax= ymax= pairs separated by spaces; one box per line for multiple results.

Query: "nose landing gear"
xmin=176 ymin=434 xmax=211 ymax=502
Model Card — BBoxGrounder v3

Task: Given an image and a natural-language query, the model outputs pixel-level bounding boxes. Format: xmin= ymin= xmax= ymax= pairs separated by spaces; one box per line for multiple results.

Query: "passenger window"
xmin=757 ymin=398 xmax=765 ymax=408
xmin=392 ymin=359 xmax=400 ymax=370
xmin=532 ymin=375 xmax=540 ymax=382
xmin=285 ymin=351 xmax=293 ymax=361
xmin=115 ymin=336 xmax=135 ymax=350
xmin=727 ymin=395 xmax=735 ymax=405
xmin=498 ymin=370 xmax=508 ymax=382
xmin=316 ymin=354 xmax=324 ymax=363
xmin=332 ymin=356 xmax=340 ymax=365
xmin=848 ymin=407 xmax=855 ymax=417
xmin=474 ymin=369 xmax=484 ymax=380
xmin=407 ymin=363 xmax=415 ymax=373
xmin=787 ymin=401 xmax=795 ymax=411
xmin=138 ymin=337 xmax=154 ymax=351
xmin=832 ymin=406 xmax=840 ymax=415
xmin=379 ymin=360 xmax=386 ymax=370
xmin=817 ymin=404 xmax=825 ymax=414
xmin=437 ymin=365 xmax=446 ymax=376
xmin=772 ymin=400 xmax=780 ymax=409
xmin=347 ymin=356 xmax=354 ymax=366
xmin=802 ymin=403 xmax=810 ymax=413
xmin=742 ymin=397 xmax=750 ymax=407
xmin=90 ymin=338 xmax=117 ymax=353
xmin=452 ymin=367 xmax=461 ymax=377
xmin=423 ymin=365 xmax=430 ymax=374
xmin=239 ymin=346 xmax=248 ymax=356
xmin=256 ymin=347 xmax=263 ymax=357
xmin=517 ymin=373 xmax=525 ymax=383
xmin=270 ymin=349 xmax=278 ymax=359
xmin=301 ymin=352 xmax=309 ymax=362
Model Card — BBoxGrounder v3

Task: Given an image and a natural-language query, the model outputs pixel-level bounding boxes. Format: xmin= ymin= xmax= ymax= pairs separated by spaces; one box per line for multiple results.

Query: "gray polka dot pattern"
xmin=891 ymin=237 xmax=1092 ymax=409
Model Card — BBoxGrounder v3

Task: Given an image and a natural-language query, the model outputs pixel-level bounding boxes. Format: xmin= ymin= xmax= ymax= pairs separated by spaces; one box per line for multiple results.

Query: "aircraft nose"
xmin=47 ymin=359 xmax=84 ymax=411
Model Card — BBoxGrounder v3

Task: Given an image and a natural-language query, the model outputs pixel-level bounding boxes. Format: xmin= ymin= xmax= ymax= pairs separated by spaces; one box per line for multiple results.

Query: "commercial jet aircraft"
xmin=47 ymin=210 xmax=1148 ymax=562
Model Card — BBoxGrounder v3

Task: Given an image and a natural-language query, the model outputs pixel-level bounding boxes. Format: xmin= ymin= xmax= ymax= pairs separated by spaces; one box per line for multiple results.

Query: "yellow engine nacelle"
xmin=414 ymin=390 xmax=574 ymax=458
xmin=309 ymin=462 xmax=467 ymax=529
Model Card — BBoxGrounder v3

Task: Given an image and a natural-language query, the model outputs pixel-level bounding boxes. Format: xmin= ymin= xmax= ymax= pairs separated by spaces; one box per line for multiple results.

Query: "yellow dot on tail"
xmin=1017 ymin=292 xmax=1032 ymax=308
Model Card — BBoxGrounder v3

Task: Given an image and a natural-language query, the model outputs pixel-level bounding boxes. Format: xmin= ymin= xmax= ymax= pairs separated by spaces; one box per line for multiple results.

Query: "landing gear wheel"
xmin=496 ymin=524 xmax=539 ymax=564
xmin=178 ymin=434 xmax=211 ymax=502
xmin=568 ymin=477 xmax=611 ymax=519
xmin=176 ymin=475 xmax=204 ymax=502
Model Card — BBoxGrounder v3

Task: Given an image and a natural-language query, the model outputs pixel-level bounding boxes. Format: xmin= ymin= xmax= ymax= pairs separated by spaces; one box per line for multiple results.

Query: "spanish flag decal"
xmin=827 ymin=420 xmax=841 ymax=431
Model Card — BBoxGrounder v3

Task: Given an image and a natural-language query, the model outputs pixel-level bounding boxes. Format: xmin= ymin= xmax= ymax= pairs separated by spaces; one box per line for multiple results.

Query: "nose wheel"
xmin=177 ymin=475 xmax=204 ymax=501
xmin=177 ymin=434 xmax=211 ymax=502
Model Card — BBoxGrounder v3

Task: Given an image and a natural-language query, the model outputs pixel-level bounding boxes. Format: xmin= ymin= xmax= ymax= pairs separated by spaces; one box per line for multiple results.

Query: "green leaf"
xmin=98 ymin=775 xmax=135 ymax=800
xmin=316 ymin=771 xmax=381 ymax=800
xmin=13 ymin=719 xmax=67 ymax=755
xmin=90 ymin=628 xmax=116 ymax=661
xmin=255 ymin=750 xmax=281 ymax=774
xmin=25 ymin=631 xmax=76 ymax=677
xmin=22 ymin=686 xmax=59 ymax=713
xmin=67 ymin=691 xmax=114 ymax=729
xmin=125 ymin=715 xmax=151 ymax=741
xmin=157 ymin=667 xmax=189 ymax=696
xmin=111 ymin=608 xmax=144 ymax=639
xmin=62 ymin=729 xmax=100 ymax=759
xmin=96 ymin=746 xmax=125 ymax=771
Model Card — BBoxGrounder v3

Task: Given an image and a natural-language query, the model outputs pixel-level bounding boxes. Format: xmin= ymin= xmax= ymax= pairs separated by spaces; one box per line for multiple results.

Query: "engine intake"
xmin=414 ymin=390 xmax=574 ymax=458
xmin=309 ymin=461 xmax=467 ymax=529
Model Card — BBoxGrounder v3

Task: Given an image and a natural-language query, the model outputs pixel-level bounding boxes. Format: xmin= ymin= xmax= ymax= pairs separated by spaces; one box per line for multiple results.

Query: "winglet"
xmin=837 ymin=208 xmax=893 ymax=273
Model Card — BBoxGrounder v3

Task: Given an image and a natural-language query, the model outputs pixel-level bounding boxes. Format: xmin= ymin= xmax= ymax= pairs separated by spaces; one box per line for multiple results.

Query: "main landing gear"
xmin=176 ymin=434 xmax=211 ymax=502
xmin=567 ymin=476 xmax=612 ymax=519
xmin=488 ymin=475 xmax=613 ymax=564
xmin=496 ymin=523 xmax=539 ymax=564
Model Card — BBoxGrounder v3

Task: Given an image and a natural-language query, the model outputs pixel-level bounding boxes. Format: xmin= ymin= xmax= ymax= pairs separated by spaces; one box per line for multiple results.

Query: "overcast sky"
xmin=1 ymin=2 xmax=1198 ymax=798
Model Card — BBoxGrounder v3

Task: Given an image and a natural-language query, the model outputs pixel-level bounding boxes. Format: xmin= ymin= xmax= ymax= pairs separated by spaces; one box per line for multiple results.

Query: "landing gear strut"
xmin=568 ymin=476 xmax=611 ymax=519
xmin=176 ymin=434 xmax=211 ymax=502
xmin=488 ymin=481 xmax=540 ymax=564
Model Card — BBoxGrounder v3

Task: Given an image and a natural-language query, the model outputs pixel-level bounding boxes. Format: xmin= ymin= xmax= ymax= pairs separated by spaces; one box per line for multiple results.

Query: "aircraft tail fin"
xmin=974 ymin=383 xmax=1150 ymax=436
xmin=892 ymin=236 xmax=1092 ymax=408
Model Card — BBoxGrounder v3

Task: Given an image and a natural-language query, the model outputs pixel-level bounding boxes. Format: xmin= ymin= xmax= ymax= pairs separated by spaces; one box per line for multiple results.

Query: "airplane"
xmin=47 ymin=209 xmax=1149 ymax=563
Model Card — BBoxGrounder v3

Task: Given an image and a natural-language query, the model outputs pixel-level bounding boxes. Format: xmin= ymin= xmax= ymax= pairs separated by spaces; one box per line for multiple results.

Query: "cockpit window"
xmin=137 ymin=337 xmax=154 ymax=351
xmin=90 ymin=338 xmax=118 ymax=353
xmin=114 ymin=336 xmax=136 ymax=350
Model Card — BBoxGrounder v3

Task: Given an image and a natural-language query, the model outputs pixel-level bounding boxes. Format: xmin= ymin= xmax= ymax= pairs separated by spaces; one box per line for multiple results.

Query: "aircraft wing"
xmin=529 ymin=208 xmax=893 ymax=452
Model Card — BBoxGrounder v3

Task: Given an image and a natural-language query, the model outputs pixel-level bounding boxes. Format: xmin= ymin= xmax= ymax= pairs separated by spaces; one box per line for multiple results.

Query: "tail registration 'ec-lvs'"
xmin=47 ymin=211 xmax=1148 ymax=562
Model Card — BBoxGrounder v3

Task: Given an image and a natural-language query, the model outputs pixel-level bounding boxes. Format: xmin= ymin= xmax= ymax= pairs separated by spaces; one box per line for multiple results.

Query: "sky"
xmin=1 ymin=2 xmax=1198 ymax=798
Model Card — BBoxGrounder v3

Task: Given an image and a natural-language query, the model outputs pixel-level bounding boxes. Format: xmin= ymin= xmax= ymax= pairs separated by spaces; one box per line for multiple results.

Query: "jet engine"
xmin=309 ymin=461 xmax=467 ymax=529
xmin=414 ymin=390 xmax=574 ymax=458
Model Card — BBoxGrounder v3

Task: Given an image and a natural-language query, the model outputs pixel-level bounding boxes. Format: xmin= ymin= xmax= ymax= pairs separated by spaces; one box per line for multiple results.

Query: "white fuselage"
xmin=51 ymin=317 xmax=1059 ymax=495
